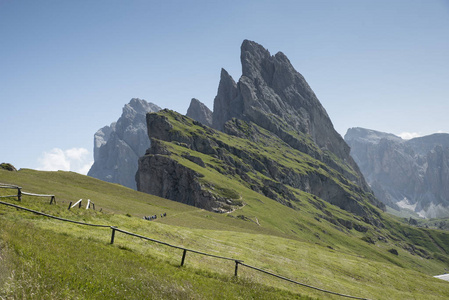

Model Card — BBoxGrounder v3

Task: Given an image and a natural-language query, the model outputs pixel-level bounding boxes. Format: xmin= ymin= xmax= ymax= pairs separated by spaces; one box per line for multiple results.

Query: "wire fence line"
xmin=0 ymin=200 xmax=109 ymax=228
xmin=0 ymin=196 xmax=370 ymax=300
xmin=238 ymin=262 xmax=369 ymax=300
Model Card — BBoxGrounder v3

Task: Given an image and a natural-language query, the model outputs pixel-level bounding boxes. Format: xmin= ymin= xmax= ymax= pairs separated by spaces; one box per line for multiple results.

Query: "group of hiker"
xmin=143 ymin=212 xmax=167 ymax=221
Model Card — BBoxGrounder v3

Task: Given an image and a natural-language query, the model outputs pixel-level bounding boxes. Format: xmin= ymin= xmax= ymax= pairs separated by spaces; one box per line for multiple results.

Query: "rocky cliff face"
xmin=345 ymin=127 xmax=449 ymax=218
xmin=186 ymin=98 xmax=213 ymax=127
xmin=137 ymin=110 xmax=383 ymax=225
xmin=88 ymin=98 xmax=161 ymax=189
xmin=212 ymin=40 xmax=369 ymax=193
xmin=136 ymin=40 xmax=385 ymax=222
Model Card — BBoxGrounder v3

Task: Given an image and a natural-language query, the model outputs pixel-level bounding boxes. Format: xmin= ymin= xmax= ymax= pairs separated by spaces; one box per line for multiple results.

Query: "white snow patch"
xmin=397 ymin=198 xmax=417 ymax=211
xmin=434 ymin=274 xmax=449 ymax=281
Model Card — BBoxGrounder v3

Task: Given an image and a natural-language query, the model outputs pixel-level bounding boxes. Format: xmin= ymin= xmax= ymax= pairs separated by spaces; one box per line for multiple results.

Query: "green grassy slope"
xmin=1 ymin=168 xmax=449 ymax=299
xmin=143 ymin=110 xmax=449 ymax=270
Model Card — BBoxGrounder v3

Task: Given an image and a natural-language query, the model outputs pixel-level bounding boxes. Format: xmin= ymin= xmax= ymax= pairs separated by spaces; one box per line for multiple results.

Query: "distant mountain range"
xmin=345 ymin=127 xmax=449 ymax=218
xmin=87 ymin=98 xmax=160 ymax=189
xmin=133 ymin=40 xmax=384 ymax=225
xmin=88 ymin=40 xmax=448 ymax=221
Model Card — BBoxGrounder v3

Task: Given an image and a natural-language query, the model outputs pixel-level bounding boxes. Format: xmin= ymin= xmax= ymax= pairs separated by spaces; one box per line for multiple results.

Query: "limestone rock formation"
xmin=212 ymin=40 xmax=370 ymax=194
xmin=186 ymin=98 xmax=213 ymax=127
xmin=137 ymin=110 xmax=383 ymax=223
xmin=345 ymin=127 xmax=449 ymax=218
xmin=136 ymin=40 xmax=385 ymax=220
xmin=88 ymin=98 xmax=161 ymax=189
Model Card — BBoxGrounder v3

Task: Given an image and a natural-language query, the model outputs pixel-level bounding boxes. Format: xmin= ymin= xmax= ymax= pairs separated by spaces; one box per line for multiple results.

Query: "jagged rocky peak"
xmin=93 ymin=124 xmax=115 ymax=161
xmin=212 ymin=69 xmax=240 ymax=131
xmin=88 ymin=98 xmax=161 ymax=189
xmin=137 ymin=109 xmax=384 ymax=224
xmin=186 ymin=98 xmax=213 ymax=127
xmin=214 ymin=40 xmax=348 ymax=158
xmin=212 ymin=40 xmax=372 ymax=197
xmin=345 ymin=128 xmax=449 ymax=218
xmin=136 ymin=41 xmax=387 ymax=219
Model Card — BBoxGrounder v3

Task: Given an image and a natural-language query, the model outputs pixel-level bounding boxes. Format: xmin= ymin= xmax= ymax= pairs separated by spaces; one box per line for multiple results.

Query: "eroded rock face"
xmin=136 ymin=137 xmax=228 ymax=212
xmin=345 ymin=128 xmax=449 ymax=218
xmin=186 ymin=98 xmax=213 ymax=127
xmin=211 ymin=40 xmax=370 ymax=194
xmin=136 ymin=40 xmax=385 ymax=219
xmin=88 ymin=98 xmax=161 ymax=189
xmin=136 ymin=110 xmax=382 ymax=222
xmin=136 ymin=113 xmax=236 ymax=212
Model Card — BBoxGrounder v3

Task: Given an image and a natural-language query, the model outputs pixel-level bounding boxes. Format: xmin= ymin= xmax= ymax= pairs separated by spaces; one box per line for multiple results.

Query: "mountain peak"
xmin=212 ymin=68 xmax=239 ymax=131
xmin=345 ymin=127 xmax=403 ymax=144
xmin=213 ymin=41 xmax=361 ymax=181
xmin=88 ymin=98 xmax=161 ymax=189
xmin=240 ymin=40 xmax=272 ymax=78
xmin=345 ymin=128 xmax=449 ymax=217
xmin=138 ymin=41 xmax=385 ymax=216
xmin=186 ymin=98 xmax=213 ymax=127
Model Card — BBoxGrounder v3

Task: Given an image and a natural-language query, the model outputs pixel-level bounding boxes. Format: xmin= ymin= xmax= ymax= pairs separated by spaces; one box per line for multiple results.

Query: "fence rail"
xmin=22 ymin=191 xmax=54 ymax=197
xmin=0 ymin=200 xmax=109 ymax=228
xmin=110 ymin=227 xmax=241 ymax=268
xmin=0 ymin=183 xmax=55 ymax=203
xmin=0 ymin=195 xmax=370 ymax=299
xmin=238 ymin=262 xmax=368 ymax=300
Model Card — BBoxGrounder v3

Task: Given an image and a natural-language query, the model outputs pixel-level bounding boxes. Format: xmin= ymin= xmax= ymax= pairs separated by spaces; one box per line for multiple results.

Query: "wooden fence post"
xmin=70 ymin=199 xmax=82 ymax=209
xmin=181 ymin=249 xmax=187 ymax=266
xmin=50 ymin=196 xmax=55 ymax=205
xmin=17 ymin=188 xmax=21 ymax=201
xmin=235 ymin=260 xmax=239 ymax=277
xmin=110 ymin=227 xmax=117 ymax=244
xmin=68 ymin=202 xmax=72 ymax=210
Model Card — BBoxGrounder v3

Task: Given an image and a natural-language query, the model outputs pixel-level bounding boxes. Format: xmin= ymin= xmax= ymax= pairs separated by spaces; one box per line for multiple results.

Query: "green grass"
xmin=2 ymin=168 xmax=449 ymax=299
xmin=0 ymin=218 xmax=311 ymax=300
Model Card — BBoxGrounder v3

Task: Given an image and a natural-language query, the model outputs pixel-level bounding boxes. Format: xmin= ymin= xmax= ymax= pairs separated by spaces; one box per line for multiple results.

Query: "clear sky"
xmin=1 ymin=0 xmax=448 ymax=174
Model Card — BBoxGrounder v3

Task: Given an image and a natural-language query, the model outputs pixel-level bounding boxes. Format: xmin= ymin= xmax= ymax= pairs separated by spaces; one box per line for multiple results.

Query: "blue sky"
xmin=1 ymin=0 xmax=448 ymax=174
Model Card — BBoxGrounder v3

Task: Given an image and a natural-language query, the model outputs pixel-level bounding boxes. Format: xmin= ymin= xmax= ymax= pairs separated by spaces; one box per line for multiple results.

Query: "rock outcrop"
xmin=212 ymin=40 xmax=371 ymax=194
xmin=136 ymin=40 xmax=385 ymax=221
xmin=345 ymin=127 xmax=449 ymax=218
xmin=0 ymin=163 xmax=17 ymax=172
xmin=186 ymin=98 xmax=213 ymax=127
xmin=88 ymin=98 xmax=161 ymax=189
xmin=137 ymin=110 xmax=383 ymax=223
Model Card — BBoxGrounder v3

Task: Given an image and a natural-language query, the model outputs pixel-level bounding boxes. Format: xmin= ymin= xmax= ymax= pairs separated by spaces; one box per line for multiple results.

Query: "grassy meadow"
xmin=1 ymin=168 xmax=449 ymax=299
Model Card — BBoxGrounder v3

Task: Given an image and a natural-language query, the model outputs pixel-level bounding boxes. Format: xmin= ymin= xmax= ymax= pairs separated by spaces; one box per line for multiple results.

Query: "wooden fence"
xmin=0 ymin=183 xmax=55 ymax=204
xmin=0 ymin=192 xmax=370 ymax=300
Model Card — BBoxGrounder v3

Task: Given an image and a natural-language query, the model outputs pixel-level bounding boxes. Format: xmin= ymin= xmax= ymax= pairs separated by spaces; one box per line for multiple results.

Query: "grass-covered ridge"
xmin=146 ymin=110 xmax=381 ymax=220
xmin=1 ymin=170 xmax=449 ymax=297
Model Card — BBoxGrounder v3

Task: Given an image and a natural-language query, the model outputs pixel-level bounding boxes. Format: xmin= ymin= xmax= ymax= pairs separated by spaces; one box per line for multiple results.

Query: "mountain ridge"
xmin=87 ymin=98 xmax=161 ymax=189
xmin=136 ymin=40 xmax=384 ymax=227
xmin=345 ymin=127 xmax=449 ymax=218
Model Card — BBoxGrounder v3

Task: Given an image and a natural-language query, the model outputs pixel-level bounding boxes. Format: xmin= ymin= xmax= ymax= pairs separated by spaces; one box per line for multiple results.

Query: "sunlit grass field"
xmin=1 ymin=168 xmax=449 ymax=299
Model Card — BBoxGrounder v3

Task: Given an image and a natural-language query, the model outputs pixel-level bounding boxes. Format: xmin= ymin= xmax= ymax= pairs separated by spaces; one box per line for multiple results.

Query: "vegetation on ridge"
xmin=144 ymin=110 xmax=382 ymax=220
